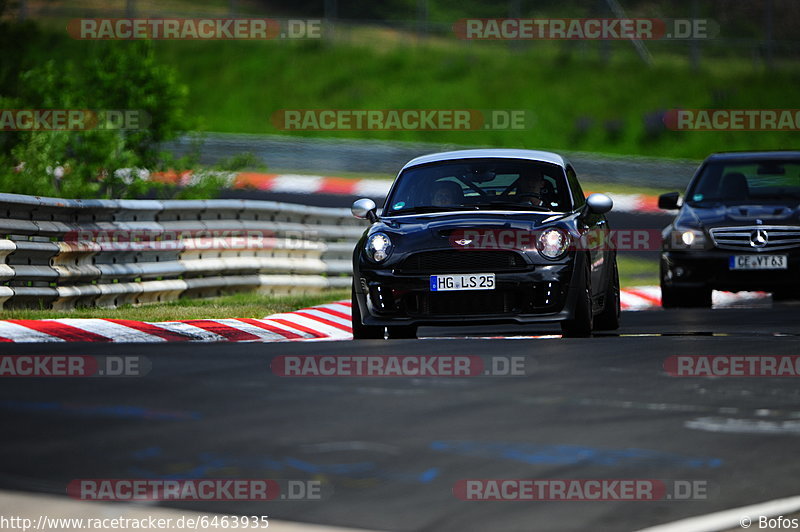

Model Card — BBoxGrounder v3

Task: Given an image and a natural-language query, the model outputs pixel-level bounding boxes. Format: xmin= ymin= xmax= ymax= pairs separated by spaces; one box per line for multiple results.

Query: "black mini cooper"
xmin=350 ymin=149 xmax=620 ymax=339
xmin=659 ymin=151 xmax=800 ymax=307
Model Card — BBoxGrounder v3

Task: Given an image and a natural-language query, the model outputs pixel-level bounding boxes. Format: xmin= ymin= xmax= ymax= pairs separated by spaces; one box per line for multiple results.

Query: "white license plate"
xmin=430 ymin=273 xmax=495 ymax=291
xmin=729 ymin=255 xmax=788 ymax=270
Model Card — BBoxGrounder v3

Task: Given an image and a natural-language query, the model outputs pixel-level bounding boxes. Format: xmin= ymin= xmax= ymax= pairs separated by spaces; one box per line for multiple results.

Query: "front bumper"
xmin=354 ymin=262 xmax=582 ymax=327
xmin=661 ymin=249 xmax=800 ymax=292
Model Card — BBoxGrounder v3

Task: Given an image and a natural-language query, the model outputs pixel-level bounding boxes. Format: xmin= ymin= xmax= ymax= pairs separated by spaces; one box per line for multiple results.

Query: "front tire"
xmin=562 ymin=258 xmax=593 ymax=338
xmin=594 ymin=259 xmax=620 ymax=331
xmin=351 ymin=284 xmax=385 ymax=339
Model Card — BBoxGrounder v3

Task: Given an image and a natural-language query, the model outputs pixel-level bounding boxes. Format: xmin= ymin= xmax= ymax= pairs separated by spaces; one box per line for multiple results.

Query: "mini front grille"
xmin=403 ymin=283 xmax=561 ymax=317
xmin=709 ymin=226 xmax=800 ymax=251
xmin=411 ymin=291 xmax=517 ymax=316
xmin=398 ymin=250 xmax=527 ymax=273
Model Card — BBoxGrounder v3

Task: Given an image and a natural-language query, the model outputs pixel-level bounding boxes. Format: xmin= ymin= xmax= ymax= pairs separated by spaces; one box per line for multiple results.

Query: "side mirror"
xmin=586 ymin=193 xmax=613 ymax=215
xmin=658 ymin=192 xmax=681 ymax=210
xmin=351 ymin=198 xmax=378 ymax=222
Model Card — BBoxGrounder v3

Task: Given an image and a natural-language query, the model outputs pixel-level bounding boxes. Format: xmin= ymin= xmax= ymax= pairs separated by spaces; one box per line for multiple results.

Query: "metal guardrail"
xmin=164 ymin=133 xmax=702 ymax=189
xmin=0 ymin=193 xmax=365 ymax=310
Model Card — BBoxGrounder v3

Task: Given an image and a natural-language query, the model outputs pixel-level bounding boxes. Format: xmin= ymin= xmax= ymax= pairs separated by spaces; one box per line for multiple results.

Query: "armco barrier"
xmin=0 ymin=193 xmax=364 ymax=310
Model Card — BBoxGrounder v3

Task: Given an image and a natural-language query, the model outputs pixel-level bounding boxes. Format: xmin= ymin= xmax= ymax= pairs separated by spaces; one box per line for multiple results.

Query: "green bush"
xmin=0 ymin=23 xmax=217 ymax=199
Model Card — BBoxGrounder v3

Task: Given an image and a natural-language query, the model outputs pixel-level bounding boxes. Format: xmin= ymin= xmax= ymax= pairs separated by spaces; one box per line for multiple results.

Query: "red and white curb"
xmin=154 ymin=171 xmax=663 ymax=215
xmin=621 ymin=286 xmax=768 ymax=310
xmin=620 ymin=286 xmax=769 ymax=310
xmin=0 ymin=301 xmax=354 ymax=343
xmin=620 ymin=286 xmax=663 ymax=310
xmin=0 ymin=289 xmax=769 ymax=342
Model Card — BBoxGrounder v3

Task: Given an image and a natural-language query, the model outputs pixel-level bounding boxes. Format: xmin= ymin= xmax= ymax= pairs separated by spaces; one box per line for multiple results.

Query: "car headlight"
xmin=670 ymin=228 xmax=706 ymax=249
xmin=366 ymin=233 xmax=393 ymax=262
xmin=537 ymin=228 xmax=571 ymax=259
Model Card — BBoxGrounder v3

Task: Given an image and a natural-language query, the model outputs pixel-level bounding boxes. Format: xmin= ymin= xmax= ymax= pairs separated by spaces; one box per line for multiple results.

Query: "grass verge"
xmin=154 ymin=38 xmax=796 ymax=160
xmin=0 ymin=290 xmax=350 ymax=321
xmin=14 ymin=25 xmax=799 ymax=162
xmin=618 ymin=256 xmax=660 ymax=288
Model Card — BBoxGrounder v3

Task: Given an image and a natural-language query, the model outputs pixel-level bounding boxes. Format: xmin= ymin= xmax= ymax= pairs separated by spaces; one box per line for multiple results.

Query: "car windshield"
xmin=687 ymin=159 xmax=800 ymax=204
xmin=383 ymin=158 xmax=571 ymax=215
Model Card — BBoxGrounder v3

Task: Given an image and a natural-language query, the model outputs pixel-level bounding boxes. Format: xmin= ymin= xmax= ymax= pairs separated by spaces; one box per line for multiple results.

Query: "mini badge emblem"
xmin=454 ymin=239 xmax=472 ymax=246
xmin=750 ymin=229 xmax=768 ymax=248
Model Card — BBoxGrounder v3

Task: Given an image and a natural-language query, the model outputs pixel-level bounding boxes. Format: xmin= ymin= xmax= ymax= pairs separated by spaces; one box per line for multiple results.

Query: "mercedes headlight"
xmin=537 ymin=228 xmax=571 ymax=259
xmin=671 ymin=228 xmax=706 ymax=249
xmin=366 ymin=233 xmax=393 ymax=262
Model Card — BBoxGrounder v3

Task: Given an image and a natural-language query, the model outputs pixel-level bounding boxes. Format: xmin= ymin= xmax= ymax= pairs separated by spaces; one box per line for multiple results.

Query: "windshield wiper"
xmin=388 ymin=206 xmax=475 ymax=215
xmin=477 ymin=201 xmax=551 ymax=211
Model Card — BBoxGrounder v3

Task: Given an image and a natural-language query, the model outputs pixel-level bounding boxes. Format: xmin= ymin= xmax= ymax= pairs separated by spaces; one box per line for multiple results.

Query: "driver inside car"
xmin=512 ymin=171 xmax=546 ymax=207
xmin=430 ymin=180 xmax=464 ymax=207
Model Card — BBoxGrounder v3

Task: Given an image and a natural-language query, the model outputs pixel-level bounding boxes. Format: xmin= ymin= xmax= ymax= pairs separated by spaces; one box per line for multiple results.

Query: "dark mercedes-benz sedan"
xmin=350 ymin=149 xmax=620 ymax=339
xmin=659 ymin=151 xmax=800 ymax=307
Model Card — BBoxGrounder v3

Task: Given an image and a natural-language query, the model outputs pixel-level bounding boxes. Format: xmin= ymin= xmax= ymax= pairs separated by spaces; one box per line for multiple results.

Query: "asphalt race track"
xmin=2 ymin=304 xmax=800 ymax=531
